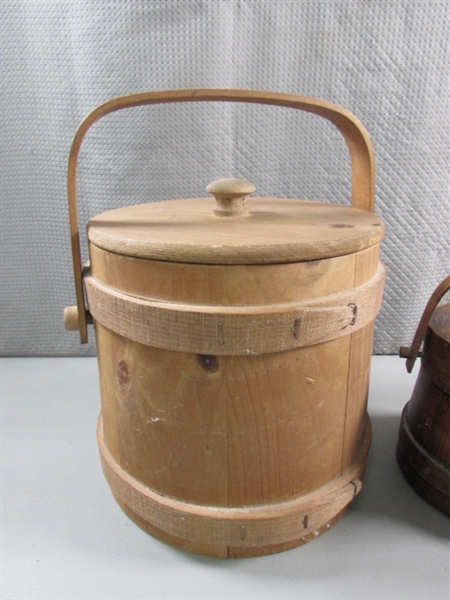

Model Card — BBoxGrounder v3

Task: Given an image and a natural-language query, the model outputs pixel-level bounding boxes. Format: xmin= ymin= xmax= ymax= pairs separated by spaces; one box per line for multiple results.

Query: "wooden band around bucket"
xmin=85 ymin=263 xmax=385 ymax=355
xmin=97 ymin=414 xmax=369 ymax=548
xmin=397 ymin=403 xmax=450 ymax=498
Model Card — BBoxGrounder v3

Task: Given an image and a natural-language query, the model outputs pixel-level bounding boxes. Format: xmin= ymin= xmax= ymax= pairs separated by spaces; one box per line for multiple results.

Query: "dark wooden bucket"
xmin=398 ymin=276 xmax=450 ymax=516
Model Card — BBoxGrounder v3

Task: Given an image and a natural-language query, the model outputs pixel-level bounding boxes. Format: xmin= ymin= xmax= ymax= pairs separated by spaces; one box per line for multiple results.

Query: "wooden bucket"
xmin=398 ymin=276 xmax=450 ymax=516
xmin=64 ymin=90 xmax=385 ymax=557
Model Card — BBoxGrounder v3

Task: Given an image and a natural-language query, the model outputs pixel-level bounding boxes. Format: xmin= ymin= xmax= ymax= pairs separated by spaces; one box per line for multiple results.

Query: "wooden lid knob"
xmin=64 ymin=306 xmax=80 ymax=331
xmin=206 ymin=178 xmax=256 ymax=217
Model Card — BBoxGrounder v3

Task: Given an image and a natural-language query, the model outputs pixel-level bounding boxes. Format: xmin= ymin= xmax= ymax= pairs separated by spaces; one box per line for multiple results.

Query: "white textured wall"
xmin=1 ymin=0 xmax=449 ymax=356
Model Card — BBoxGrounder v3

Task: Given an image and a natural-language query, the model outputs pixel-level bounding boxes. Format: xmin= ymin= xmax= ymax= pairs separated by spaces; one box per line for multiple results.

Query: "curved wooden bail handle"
xmin=400 ymin=275 xmax=450 ymax=373
xmin=68 ymin=89 xmax=376 ymax=343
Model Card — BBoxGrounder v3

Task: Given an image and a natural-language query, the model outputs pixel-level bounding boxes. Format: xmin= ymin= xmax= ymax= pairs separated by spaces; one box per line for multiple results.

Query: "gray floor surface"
xmin=1 ymin=356 xmax=449 ymax=600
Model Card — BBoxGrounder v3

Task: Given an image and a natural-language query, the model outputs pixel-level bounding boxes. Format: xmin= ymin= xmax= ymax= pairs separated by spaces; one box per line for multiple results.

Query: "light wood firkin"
xmin=65 ymin=90 xmax=385 ymax=557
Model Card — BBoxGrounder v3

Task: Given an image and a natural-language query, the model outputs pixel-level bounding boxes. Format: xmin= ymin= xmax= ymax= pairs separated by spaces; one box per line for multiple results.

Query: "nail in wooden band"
xmin=85 ymin=263 xmax=385 ymax=355
xmin=97 ymin=415 xmax=368 ymax=548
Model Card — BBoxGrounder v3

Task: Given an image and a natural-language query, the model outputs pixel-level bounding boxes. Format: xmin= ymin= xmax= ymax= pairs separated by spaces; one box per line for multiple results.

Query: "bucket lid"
xmin=430 ymin=303 xmax=450 ymax=344
xmin=425 ymin=303 xmax=450 ymax=379
xmin=87 ymin=178 xmax=384 ymax=265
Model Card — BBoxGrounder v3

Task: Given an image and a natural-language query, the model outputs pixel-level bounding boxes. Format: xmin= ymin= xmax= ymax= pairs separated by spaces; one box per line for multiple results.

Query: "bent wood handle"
xmin=400 ymin=274 xmax=450 ymax=372
xmin=68 ymin=89 xmax=376 ymax=343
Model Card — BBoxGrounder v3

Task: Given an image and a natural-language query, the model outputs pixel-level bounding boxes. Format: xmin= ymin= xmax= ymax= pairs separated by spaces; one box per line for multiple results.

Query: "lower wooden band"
xmin=397 ymin=403 xmax=450 ymax=498
xmin=86 ymin=263 xmax=385 ymax=355
xmin=97 ymin=414 xmax=370 ymax=549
